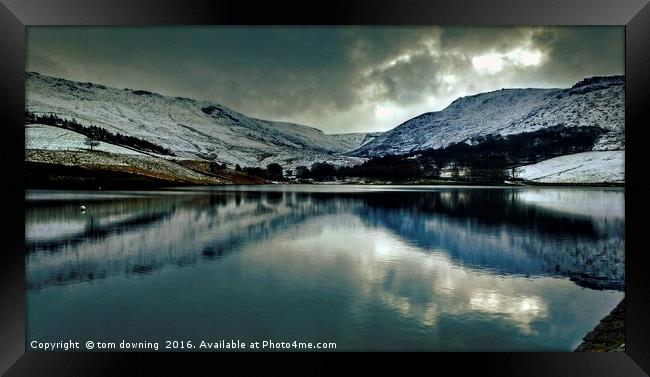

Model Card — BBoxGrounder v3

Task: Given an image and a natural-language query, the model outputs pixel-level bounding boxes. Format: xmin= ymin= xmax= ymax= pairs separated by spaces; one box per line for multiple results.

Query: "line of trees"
xmin=293 ymin=125 xmax=606 ymax=183
xmin=237 ymin=163 xmax=285 ymax=181
xmin=419 ymin=125 xmax=604 ymax=169
xmin=26 ymin=111 xmax=175 ymax=156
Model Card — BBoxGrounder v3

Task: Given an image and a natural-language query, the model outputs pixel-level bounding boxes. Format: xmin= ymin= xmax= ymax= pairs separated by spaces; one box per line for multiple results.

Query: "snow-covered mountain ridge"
xmin=353 ymin=76 xmax=624 ymax=157
xmin=25 ymin=72 xmax=372 ymax=168
xmin=26 ymin=73 xmax=624 ymax=184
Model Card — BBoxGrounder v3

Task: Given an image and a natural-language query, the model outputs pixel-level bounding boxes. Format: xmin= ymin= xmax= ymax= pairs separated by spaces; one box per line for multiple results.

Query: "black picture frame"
xmin=1 ymin=0 xmax=649 ymax=375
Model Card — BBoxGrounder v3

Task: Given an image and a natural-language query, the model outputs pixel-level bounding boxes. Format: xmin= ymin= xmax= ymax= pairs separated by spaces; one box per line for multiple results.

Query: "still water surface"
xmin=26 ymin=185 xmax=624 ymax=351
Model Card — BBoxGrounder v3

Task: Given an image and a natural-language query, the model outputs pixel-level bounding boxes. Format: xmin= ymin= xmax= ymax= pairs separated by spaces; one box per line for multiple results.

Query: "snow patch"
xmin=26 ymin=124 xmax=144 ymax=155
xmin=518 ymin=151 xmax=624 ymax=184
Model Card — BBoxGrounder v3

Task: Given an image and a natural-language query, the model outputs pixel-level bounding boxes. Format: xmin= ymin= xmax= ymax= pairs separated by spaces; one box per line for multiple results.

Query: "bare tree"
xmin=84 ymin=136 xmax=100 ymax=150
xmin=510 ymin=166 xmax=522 ymax=179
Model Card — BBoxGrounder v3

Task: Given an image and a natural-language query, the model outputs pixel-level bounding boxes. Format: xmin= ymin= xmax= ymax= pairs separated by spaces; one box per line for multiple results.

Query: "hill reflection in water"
xmin=27 ymin=187 xmax=624 ymax=291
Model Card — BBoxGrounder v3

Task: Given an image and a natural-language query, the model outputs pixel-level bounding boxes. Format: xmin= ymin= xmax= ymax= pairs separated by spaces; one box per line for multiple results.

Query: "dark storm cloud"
xmin=528 ymin=27 xmax=624 ymax=83
xmin=26 ymin=26 xmax=623 ymax=133
xmin=365 ymin=51 xmax=444 ymax=104
xmin=439 ymin=26 xmax=535 ymax=53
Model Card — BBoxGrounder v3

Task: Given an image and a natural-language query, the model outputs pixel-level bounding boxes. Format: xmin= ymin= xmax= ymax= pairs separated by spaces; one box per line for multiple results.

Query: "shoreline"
xmin=575 ymin=299 xmax=625 ymax=352
xmin=25 ymin=149 xmax=624 ymax=189
xmin=25 ymin=175 xmax=625 ymax=190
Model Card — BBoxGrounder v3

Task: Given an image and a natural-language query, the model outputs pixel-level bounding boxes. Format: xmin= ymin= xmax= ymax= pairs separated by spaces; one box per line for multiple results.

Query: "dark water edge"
xmin=575 ymin=299 xmax=625 ymax=352
xmin=518 ymin=181 xmax=624 ymax=188
xmin=26 ymin=162 xmax=182 ymax=189
xmin=25 ymin=170 xmax=625 ymax=190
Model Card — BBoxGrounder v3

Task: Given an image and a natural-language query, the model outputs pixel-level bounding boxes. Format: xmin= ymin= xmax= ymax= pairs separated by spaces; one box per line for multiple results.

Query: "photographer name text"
xmin=29 ymin=339 xmax=336 ymax=351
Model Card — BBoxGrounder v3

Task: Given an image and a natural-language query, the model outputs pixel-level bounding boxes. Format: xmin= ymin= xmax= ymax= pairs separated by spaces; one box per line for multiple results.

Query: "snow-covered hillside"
xmin=26 ymin=124 xmax=143 ymax=155
xmin=354 ymin=76 xmax=624 ymax=157
xmin=25 ymin=72 xmax=371 ymax=168
xmin=328 ymin=132 xmax=383 ymax=152
xmin=518 ymin=151 xmax=624 ymax=184
xmin=26 ymin=73 xmax=624 ymax=184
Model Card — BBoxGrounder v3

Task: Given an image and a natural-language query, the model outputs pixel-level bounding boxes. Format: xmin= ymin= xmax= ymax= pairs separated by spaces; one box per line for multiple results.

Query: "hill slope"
xmin=353 ymin=76 xmax=624 ymax=157
xmin=25 ymin=72 xmax=370 ymax=168
xmin=518 ymin=151 xmax=624 ymax=184
xmin=26 ymin=73 xmax=624 ymax=185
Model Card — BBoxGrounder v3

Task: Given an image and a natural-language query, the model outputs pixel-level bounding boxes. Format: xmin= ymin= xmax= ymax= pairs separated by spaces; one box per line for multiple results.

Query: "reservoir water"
xmin=26 ymin=185 xmax=624 ymax=351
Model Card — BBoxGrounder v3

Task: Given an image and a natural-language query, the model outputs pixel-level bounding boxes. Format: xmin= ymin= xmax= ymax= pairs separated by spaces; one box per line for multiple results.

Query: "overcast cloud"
xmin=26 ymin=26 xmax=623 ymax=133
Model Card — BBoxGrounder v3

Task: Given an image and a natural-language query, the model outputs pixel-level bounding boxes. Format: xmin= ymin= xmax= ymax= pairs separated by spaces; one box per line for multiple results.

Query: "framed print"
xmin=1 ymin=0 xmax=649 ymax=375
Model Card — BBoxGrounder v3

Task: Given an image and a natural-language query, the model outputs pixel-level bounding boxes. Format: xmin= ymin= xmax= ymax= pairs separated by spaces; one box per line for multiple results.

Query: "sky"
xmin=26 ymin=26 xmax=624 ymax=134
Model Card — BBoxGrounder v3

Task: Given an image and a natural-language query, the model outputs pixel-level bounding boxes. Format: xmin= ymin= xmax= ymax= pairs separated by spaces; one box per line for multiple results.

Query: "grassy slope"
xmin=575 ymin=299 xmax=625 ymax=352
xmin=25 ymin=149 xmax=266 ymax=188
